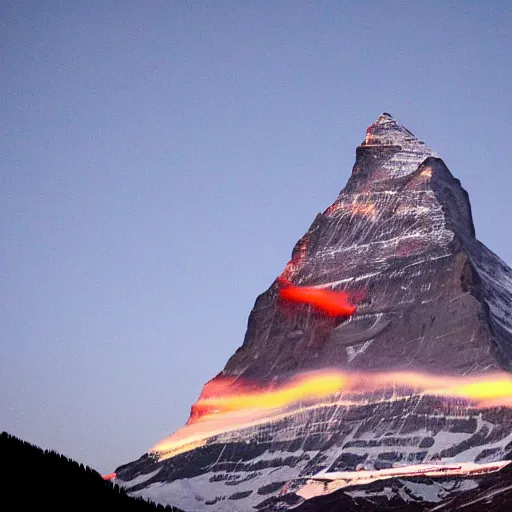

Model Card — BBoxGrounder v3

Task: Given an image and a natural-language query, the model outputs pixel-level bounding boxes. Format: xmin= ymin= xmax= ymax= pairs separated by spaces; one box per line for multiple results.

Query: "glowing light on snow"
xmin=278 ymin=279 xmax=357 ymax=317
xmin=151 ymin=369 xmax=512 ymax=461
xmin=103 ymin=472 xmax=116 ymax=480
xmin=420 ymin=168 xmax=432 ymax=178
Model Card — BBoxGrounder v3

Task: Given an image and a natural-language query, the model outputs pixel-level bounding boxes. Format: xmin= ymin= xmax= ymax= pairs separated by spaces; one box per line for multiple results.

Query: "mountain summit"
xmin=221 ymin=113 xmax=511 ymax=379
xmin=115 ymin=115 xmax=512 ymax=511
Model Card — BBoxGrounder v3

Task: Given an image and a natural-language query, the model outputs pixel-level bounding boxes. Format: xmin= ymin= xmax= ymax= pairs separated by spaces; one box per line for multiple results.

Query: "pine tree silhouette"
xmin=1 ymin=432 xmax=184 ymax=511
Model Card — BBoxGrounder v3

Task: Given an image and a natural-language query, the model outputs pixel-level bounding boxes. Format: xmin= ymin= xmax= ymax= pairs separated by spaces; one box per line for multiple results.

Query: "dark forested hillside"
xmin=1 ymin=432 xmax=182 ymax=511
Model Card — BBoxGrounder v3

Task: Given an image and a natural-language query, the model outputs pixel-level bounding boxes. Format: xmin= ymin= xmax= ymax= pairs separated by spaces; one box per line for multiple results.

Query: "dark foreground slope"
xmin=1 ymin=432 xmax=182 ymax=511
xmin=115 ymin=115 xmax=512 ymax=511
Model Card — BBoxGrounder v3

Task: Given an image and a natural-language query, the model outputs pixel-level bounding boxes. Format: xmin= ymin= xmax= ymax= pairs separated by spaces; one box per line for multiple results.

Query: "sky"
xmin=1 ymin=1 xmax=511 ymax=474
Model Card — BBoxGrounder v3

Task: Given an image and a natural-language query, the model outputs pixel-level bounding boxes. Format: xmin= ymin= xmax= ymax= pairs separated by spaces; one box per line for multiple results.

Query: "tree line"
xmin=1 ymin=432 xmax=183 ymax=511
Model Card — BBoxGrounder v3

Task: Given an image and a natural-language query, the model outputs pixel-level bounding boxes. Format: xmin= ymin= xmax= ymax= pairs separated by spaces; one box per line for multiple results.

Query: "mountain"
xmin=220 ymin=112 xmax=512 ymax=378
xmin=0 ymin=431 xmax=183 ymax=511
xmin=114 ymin=114 xmax=512 ymax=511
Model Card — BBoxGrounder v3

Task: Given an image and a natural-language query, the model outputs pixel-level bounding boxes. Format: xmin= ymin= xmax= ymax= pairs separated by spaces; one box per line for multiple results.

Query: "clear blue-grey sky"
xmin=1 ymin=1 xmax=511 ymax=474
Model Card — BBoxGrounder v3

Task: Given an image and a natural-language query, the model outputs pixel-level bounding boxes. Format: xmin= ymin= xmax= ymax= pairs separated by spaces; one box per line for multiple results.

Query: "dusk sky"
xmin=1 ymin=1 xmax=511 ymax=474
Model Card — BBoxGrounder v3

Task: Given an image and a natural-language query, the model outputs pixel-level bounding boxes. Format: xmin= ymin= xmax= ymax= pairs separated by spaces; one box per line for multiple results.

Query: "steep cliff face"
xmin=115 ymin=115 xmax=512 ymax=511
xmin=223 ymin=113 xmax=511 ymax=379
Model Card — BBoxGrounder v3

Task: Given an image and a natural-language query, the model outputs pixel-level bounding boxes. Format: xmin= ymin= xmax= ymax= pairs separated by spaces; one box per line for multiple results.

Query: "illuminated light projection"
xmin=277 ymin=278 xmax=357 ymax=317
xmin=364 ymin=131 xmax=374 ymax=144
xmin=325 ymin=198 xmax=377 ymax=218
xmin=188 ymin=375 xmax=251 ymax=424
xmin=191 ymin=371 xmax=347 ymax=422
xmin=151 ymin=369 xmax=512 ymax=461
xmin=103 ymin=472 xmax=116 ymax=480
xmin=351 ymin=203 xmax=375 ymax=216
xmin=279 ymin=235 xmax=310 ymax=282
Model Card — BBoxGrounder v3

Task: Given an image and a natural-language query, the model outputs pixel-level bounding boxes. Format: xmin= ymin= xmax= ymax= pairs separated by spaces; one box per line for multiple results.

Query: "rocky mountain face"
xmin=223 ymin=113 xmax=511 ymax=378
xmin=115 ymin=114 xmax=512 ymax=511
